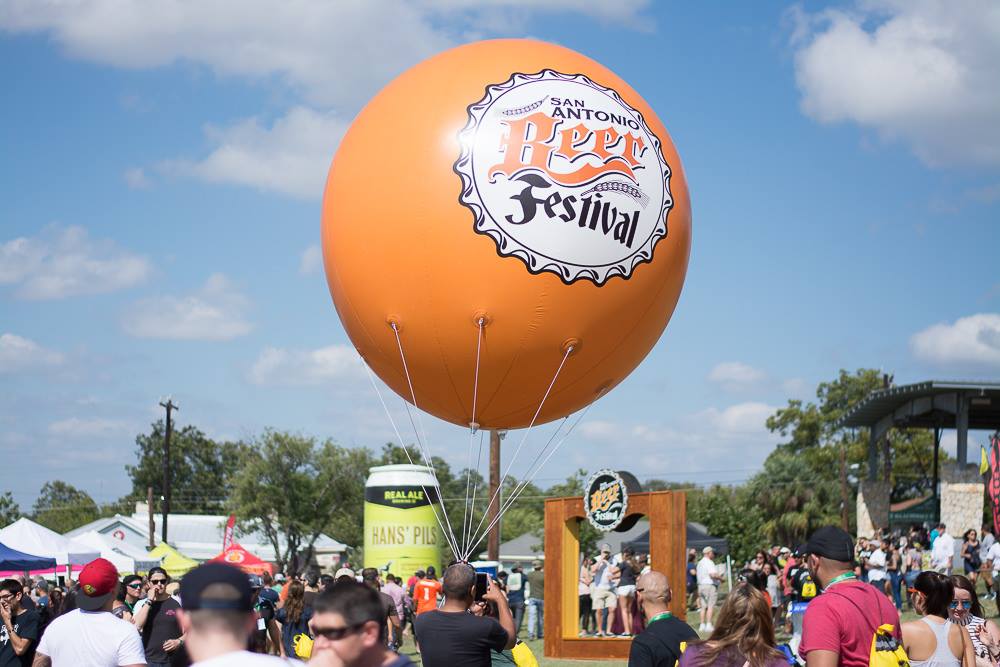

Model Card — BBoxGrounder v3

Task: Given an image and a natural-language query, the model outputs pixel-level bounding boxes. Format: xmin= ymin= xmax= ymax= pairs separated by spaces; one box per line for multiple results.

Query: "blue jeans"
xmin=510 ymin=601 xmax=525 ymax=637
xmin=889 ymin=571 xmax=902 ymax=610
xmin=527 ymin=598 xmax=544 ymax=639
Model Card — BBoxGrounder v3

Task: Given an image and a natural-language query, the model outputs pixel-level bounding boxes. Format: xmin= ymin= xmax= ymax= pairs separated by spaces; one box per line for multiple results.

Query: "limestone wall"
xmin=857 ymin=480 xmax=891 ymax=538
xmin=940 ymin=464 xmax=984 ymax=538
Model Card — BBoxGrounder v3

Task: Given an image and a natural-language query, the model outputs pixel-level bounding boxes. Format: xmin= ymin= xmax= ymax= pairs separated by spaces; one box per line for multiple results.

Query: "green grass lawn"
xmin=398 ymin=593 xmax=1000 ymax=665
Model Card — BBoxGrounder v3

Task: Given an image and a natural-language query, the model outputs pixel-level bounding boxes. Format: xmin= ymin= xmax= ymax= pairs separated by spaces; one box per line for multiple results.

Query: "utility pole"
xmin=147 ymin=486 xmax=155 ymax=549
xmin=159 ymin=398 xmax=178 ymax=545
xmin=487 ymin=430 xmax=503 ymax=561
xmin=839 ymin=444 xmax=850 ymax=532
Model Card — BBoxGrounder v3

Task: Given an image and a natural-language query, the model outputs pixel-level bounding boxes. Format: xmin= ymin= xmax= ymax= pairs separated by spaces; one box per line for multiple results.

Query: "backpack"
xmin=793 ymin=569 xmax=817 ymax=600
xmin=828 ymin=587 xmax=909 ymax=667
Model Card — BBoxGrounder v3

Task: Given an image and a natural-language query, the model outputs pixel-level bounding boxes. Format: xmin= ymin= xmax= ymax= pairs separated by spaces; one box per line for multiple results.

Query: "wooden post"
xmin=159 ymin=398 xmax=178 ymax=544
xmin=147 ymin=486 xmax=155 ymax=549
xmin=487 ymin=430 xmax=501 ymax=561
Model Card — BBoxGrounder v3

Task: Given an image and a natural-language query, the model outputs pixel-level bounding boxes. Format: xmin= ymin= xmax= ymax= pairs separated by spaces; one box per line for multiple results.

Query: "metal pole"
xmin=487 ymin=430 xmax=501 ymax=562
xmin=933 ymin=426 xmax=941 ymax=522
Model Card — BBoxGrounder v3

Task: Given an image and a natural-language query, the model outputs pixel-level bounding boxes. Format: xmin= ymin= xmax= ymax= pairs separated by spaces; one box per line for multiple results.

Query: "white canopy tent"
xmin=72 ymin=531 xmax=161 ymax=574
xmin=0 ymin=518 xmax=100 ymax=567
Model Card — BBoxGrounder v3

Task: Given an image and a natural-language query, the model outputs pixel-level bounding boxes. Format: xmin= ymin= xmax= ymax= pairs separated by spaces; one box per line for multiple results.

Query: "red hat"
xmin=77 ymin=558 xmax=118 ymax=610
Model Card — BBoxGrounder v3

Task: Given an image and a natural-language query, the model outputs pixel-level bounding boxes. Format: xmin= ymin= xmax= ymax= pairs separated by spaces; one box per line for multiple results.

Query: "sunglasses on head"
xmin=949 ymin=600 xmax=973 ymax=609
xmin=311 ymin=621 xmax=368 ymax=640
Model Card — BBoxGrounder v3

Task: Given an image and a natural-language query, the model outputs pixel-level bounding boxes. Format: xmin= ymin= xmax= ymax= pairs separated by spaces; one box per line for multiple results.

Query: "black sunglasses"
xmin=311 ymin=621 xmax=368 ymax=640
xmin=149 ymin=578 xmax=168 ymax=585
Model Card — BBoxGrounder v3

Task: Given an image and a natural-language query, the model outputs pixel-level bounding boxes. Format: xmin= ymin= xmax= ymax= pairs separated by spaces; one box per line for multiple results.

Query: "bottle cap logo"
xmin=455 ymin=70 xmax=673 ymax=285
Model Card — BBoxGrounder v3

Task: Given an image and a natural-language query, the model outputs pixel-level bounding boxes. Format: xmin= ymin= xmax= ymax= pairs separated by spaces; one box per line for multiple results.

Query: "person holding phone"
xmin=412 ymin=563 xmax=516 ymax=667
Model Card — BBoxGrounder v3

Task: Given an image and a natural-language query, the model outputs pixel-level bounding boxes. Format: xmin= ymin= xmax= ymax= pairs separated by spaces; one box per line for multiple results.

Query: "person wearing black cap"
xmin=798 ymin=526 xmax=902 ymax=666
xmin=176 ymin=562 xmax=289 ymax=666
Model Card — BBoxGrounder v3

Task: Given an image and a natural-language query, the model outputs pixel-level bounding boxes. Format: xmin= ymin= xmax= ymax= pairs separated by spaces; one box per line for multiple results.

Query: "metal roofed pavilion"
xmin=840 ymin=380 xmax=1000 ymax=479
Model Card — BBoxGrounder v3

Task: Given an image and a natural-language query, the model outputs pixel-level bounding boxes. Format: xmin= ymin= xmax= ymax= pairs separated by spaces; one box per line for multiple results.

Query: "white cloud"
xmin=122 ymin=273 xmax=252 ymax=340
xmin=123 ymin=166 xmax=150 ymax=189
xmin=578 ymin=401 xmax=780 ymax=477
xmin=910 ymin=313 xmax=1000 ymax=368
xmin=789 ymin=0 xmax=1000 ymax=166
xmin=0 ymin=333 xmax=64 ymax=373
xmin=0 ymin=1 xmax=649 ymax=107
xmin=48 ymin=417 xmax=131 ymax=438
xmin=248 ymin=344 xmax=363 ymax=386
xmin=160 ymin=107 xmax=348 ymax=199
xmin=0 ymin=224 xmax=151 ymax=299
xmin=299 ymin=244 xmax=323 ymax=275
xmin=707 ymin=361 xmax=766 ymax=391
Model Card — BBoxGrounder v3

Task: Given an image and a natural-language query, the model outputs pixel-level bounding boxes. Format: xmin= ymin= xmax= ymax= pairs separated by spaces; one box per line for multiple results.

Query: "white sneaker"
xmin=706 ymin=623 xmax=714 ymax=632
xmin=699 ymin=623 xmax=706 ymax=632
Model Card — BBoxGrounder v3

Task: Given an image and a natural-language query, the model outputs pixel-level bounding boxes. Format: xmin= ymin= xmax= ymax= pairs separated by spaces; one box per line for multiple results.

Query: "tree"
xmin=753 ymin=368 xmax=942 ymax=546
xmin=687 ymin=484 xmax=765 ymax=564
xmin=0 ymin=492 xmax=21 ymax=527
xmin=127 ymin=420 xmax=248 ymax=513
xmin=228 ymin=429 xmax=373 ymax=572
xmin=32 ymin=481 xmax=99 ymax=533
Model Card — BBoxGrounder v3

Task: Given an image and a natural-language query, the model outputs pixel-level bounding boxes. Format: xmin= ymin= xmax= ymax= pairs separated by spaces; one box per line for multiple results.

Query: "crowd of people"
xmin=0 ymin=558 xmax=549 ymax=667
xmin=6 ymin=523 xmax=1000 ymax=666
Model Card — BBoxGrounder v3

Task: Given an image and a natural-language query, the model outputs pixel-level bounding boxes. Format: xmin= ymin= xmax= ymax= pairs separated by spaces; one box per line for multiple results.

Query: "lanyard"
xmin=648 ymin=612 xmax=672 ymax=624
xmin=825 ymin=572 xmax=857 ymax=589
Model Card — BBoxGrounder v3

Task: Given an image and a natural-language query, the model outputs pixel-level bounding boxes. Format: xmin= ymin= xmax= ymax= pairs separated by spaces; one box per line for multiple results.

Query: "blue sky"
xmin=2 ymin=0 xmax=999 ymax=512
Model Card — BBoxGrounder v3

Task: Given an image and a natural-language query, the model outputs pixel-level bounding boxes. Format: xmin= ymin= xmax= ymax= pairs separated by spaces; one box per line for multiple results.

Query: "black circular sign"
xmin=585 ymin=469 xmax=634 ymax=531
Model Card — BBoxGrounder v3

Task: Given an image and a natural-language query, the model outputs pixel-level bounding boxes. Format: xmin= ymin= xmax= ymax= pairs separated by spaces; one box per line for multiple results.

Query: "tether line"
xmin=462 ymin=344 xmax=574 ymax=561
xmin=361 ymin=358 xmax=458 ymax=560
xmin=390 ymin=323 xmax=461 ymax=558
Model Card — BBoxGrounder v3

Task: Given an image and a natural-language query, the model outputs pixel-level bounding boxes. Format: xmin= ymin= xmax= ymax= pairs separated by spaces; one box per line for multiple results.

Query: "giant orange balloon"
xmin=322 ymin=39 xmax=691 ymax=430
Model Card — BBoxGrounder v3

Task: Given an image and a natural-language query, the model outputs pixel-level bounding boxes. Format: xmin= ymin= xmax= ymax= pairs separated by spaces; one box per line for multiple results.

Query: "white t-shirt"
xmin=36 ymin=609 xmax=146 ymax=667
xmin=696 ymin=557 xmax=717 ymax=586
xmin=987 ymin=542 xmax=1000 ymax=574
xmin=593 ymin=559 xmax=615 ymax=589
xmin=867 ymin=548 xmax=887 ymax=581
xmin=931 ymin=533 xmax=956 ymax=569
xmin=193 ymin=650 xmax=301 ymax=666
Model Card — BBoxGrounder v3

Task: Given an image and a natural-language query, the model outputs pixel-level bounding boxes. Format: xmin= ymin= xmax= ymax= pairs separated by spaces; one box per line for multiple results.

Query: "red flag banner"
xmin=223 ymin=514 xmax=236 ymax=551
xmin=988 ymin=435 xmax=1000 ymax=535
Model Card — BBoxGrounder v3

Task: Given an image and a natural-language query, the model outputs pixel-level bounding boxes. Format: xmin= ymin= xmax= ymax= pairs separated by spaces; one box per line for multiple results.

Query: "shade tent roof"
xmin=209 ymin=543 xmax=274 ymax=575
xmin=0 ymin=541 xmax=57 ymax=571
xmin=72 ymin=531 xmax=161 ymax=574
xmin=148 ymin=542 xmax=199 ymax=578
xmin=621 ymin=522 xmax=729 ymax=557
xmin=0 ymin=518 xmax=100 ymax=566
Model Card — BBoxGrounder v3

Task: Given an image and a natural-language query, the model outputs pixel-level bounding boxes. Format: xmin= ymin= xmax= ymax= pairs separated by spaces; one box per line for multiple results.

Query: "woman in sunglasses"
xmin=950 ymin=575 xmax=1000 ymax=667
xmin=133 ymin=567 xmax=189 ymax=667
xmin=902 ymin=571 xmax=975 ymax=667
xmin=112 ymin=575 xmax=145 ymax=622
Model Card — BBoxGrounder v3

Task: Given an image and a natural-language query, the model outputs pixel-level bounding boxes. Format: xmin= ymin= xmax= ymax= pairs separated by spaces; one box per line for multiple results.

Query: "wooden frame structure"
xmin=543 ymin=490 xmax=687 ymax=660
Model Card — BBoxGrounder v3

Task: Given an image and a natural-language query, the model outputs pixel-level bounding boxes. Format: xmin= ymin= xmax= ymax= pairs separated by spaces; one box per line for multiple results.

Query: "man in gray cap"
xmin=799 ymin=525 xmax=902 ymax=667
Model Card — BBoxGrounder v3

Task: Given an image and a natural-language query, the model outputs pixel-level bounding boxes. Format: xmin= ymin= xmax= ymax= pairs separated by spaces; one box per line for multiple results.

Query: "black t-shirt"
xmin=413 ymin=610 xmax=508 ymax=667
xmin=141 ymin=597 xmax=187 ymax=664
xmin=628 ymin=615 xmax=697 ymax=667
xmin=618 ymin=562 xmax=637 ymax=588
xmin=0 ymin=608 xmax=40 ymax=667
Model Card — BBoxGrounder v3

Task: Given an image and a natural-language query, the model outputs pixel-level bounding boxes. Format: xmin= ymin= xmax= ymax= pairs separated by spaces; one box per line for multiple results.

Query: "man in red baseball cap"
xmin=33 ymin=558 xmax=146 ymax=667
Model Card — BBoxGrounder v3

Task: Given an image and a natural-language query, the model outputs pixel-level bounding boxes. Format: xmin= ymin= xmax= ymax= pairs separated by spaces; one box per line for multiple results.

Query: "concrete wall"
xmin=940 ymin=464 xmax=984 ymax=538
xmin=857 ymin=480 xmax=891 ymax=538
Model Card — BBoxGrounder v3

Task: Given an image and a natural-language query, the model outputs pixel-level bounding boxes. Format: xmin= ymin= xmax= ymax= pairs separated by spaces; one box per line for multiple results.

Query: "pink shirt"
xmin=799 ymin=580 xmax=902 ymax=667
